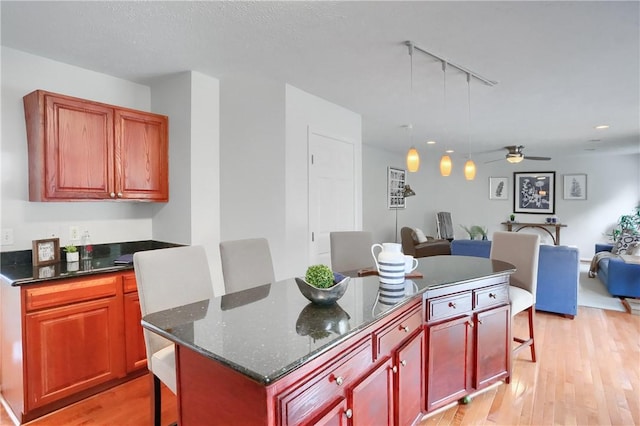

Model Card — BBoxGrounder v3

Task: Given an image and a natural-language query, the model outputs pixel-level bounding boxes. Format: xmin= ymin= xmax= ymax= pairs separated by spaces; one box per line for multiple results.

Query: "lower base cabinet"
xmin=425 ymin=281 xmax=511 ymax=412
xmin=395 ymin=331 xmax=424 ymax=426
xmin=25 ymin=296 xmax=125 ymax=410
xmin=2 ymin=271 xmax=146 ymax=422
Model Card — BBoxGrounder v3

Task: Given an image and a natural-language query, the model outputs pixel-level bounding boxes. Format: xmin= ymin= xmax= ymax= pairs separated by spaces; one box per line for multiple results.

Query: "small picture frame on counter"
xmin=32 ymin=237 xmax=60 ymax=266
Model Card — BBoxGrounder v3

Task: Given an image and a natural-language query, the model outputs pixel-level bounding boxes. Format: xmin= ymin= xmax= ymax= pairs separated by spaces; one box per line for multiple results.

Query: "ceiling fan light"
xmin=506 ymin=154 xmax=524 ymax=164
xmin=407 ymin=147 xmax=420 ymax=172
xmin=464 ymin=159 xmax=476 ymax=180
xmin=440 ymin=155 xmax=452 ymax=176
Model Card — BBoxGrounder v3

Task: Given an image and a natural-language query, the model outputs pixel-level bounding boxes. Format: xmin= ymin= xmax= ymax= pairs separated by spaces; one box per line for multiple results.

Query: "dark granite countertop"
xmin=0 ymin=240 xmax=181 ymax=285
xmin=142 ymin=255 xmax=514 ymax=385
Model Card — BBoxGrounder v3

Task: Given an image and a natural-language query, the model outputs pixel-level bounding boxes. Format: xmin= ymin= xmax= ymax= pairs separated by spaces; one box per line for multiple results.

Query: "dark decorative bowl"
xmin=295 ymin=274 xmax=350 ymax=305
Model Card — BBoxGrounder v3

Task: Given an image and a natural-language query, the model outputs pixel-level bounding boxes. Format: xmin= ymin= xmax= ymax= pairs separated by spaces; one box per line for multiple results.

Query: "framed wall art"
xmin=513 ymin=171 xmax=555 ymax=214
xmin=489 ymin=177 xmax=508 ymax=200
xmin=563 ymin=174 xmax=587 ymax=200
xmin=388 ymin=167 xmax=407 ymax=209
xmin=32 ymin=237 xmax=60 ymax=266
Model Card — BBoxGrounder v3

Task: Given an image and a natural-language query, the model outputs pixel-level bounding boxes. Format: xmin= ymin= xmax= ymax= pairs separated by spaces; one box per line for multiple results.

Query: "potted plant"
xmin=609 ymin=206 xmax=640 ymax=241
xmin=64 ymin=245 xmax=79 ymax=262
xmin=474 ymin=226 xmax=489 ymax=240
xmin=509 ymin=214 xmax=516 ymax=222
xmin=295 ymin=264 xmax=350 ymax=305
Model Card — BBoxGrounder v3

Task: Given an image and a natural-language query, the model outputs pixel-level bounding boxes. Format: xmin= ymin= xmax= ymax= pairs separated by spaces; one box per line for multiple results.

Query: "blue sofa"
xmin=594 ymin=243 xmax=640 ymax=298
xmin=451 ymin=240 xmax=579 ymax=318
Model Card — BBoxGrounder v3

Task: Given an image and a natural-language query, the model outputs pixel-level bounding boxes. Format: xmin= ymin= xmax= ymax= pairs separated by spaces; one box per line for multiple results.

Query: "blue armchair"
xmin=594 ymin=243 xmax=640 ymax=298
xmin=451 ymin=240 xmax=579 ymax=318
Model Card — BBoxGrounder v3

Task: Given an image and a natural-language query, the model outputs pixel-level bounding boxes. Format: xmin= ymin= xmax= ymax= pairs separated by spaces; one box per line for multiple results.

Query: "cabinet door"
xmin=42 ymin=94 xmax=115 ymax=200
xmin=114 ymin=109 xmax=168 ymax=201
xmin=306 ymin=398 xmax=348 ymax=426
xmin=348 ymin=357 xmax=394 ymax=426
xmin=475 ymin=304 xmax=510 ymax=389
xmin=425 ymin=315 xmax=473 ymax=412
xmin=395 ymin=332 xmax=424 ymax=426
xmin=124 ymin=292 xmax=147 ymax=372
xmin=25 ymin=297 xmax=126 ymax=410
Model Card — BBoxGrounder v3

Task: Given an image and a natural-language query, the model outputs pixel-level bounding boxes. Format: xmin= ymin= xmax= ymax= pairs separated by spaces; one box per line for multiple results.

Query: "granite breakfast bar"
xmin=142 ymin=255 xmax=515 ymax=425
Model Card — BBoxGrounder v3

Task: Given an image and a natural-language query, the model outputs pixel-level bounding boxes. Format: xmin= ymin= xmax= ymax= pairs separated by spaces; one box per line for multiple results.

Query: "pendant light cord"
xmin=467 ymin=72 xmax=471 ymax=159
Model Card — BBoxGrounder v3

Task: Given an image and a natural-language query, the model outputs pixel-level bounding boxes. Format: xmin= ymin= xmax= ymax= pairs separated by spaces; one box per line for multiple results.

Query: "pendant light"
xmin=406 ymin=43 xmax=420 ymax=172
xmin=464 ymin=72 xmax=477 ymax=181
xmin=439 ymin=61 xmax=451 ymax=176
xmin=440 ymin=155 xmax=452 ymax=176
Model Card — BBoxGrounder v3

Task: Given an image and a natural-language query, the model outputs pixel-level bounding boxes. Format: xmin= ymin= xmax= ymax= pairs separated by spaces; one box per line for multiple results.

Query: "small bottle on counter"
xmin=81 ymin=231 xmax=93 ymax=260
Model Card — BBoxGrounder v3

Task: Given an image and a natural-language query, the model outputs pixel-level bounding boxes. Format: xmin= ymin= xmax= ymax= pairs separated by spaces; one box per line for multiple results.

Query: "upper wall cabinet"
xmin=23 ymin=90 xmax=169 ymax=202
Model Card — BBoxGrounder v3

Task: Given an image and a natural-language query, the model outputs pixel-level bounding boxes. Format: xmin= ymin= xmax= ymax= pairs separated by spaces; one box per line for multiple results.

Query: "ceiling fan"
xmin=485 ymin=145 xmax=552 ymax=164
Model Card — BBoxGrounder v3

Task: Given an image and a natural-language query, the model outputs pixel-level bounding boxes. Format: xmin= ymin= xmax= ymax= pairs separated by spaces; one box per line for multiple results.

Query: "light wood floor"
xmin=1 ymin=306 xmax=638 ymax=426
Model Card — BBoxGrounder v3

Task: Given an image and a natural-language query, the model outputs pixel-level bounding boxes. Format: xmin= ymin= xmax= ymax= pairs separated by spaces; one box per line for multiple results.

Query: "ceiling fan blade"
xmin=484 ymin=158 xmax=505 ymax=164
xmin=525 ymin=156 xmax=552 ymax=161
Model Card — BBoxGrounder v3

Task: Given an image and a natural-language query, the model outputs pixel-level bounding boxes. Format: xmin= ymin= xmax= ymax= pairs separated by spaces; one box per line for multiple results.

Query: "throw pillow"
xmin=614 ymin=232 xmax=640 ymax=255
xmin=628 ymin=242 xmax=640 ymax=256
xmin=414 ymin=228 xmax=428 ymax=243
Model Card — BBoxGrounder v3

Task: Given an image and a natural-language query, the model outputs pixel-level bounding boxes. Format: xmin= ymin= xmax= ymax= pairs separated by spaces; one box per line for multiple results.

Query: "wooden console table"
xmin=501 ymin=222 xmax=567 ymax=245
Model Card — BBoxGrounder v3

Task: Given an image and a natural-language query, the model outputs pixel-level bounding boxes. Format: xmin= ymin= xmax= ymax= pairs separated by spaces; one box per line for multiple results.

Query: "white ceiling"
xmin=2 ymin=1 xmax=639 ymax=162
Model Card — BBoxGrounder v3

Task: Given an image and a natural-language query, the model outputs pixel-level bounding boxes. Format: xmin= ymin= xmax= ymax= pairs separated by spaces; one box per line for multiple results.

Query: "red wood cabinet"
xmin=425 ymin=314 xmax=473 ymax=411
xmin=425 ymin=282 xmax=511 ymax=412
xmin=2 ymin=271 xmax=146 ymax=422
xmin=25 ymin=296 xmax=125 ymax=410
xmin=394 ymin=331 xmax=424 ymax=426
xmin=23 ymin=90 xmax=168 ymax=202
xmin=348 ymin=357 xmax=394 ymax=425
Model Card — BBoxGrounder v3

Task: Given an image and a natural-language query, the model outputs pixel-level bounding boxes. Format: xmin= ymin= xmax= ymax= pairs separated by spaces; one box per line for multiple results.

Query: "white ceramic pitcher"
xmin=371 ymin=242 xmax=405 ymax=285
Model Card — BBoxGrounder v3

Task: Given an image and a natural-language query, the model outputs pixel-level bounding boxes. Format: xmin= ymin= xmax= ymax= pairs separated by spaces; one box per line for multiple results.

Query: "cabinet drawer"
xmin=374 ymin=306 xmax=422 ymax=358
xmin=427 ymin=292 xmax=472 ymax=322
xmin=278 ymin=339 xmax=372 ymax=425
xmin=25 ymin=275 xmax=119 ymax=312
xmin=474 ymin=284 xmax=509 ymax=310
xmin=122 ymin=272 xmax=137 ymax=293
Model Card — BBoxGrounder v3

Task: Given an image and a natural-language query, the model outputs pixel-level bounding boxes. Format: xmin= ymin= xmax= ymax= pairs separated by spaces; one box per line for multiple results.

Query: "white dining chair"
xmin=133 ymin=245 xmax=214 ymax=426
xmin=219 ymin=238 xmax=275 ymax=294
xmin=330 ymin=231 xmax=374 ymax=273
xmin=490 ymin=231 xmax=540 ymax=361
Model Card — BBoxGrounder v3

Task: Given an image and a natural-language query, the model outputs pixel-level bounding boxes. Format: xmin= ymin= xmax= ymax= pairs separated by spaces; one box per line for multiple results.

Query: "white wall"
xmin=1 ymin=47 xmax=157 ymax=250
xmin=219 ymin=75 xmax=286 ymax=279
xmin=150 ymin=71 xmax=222 ymax=295
xmin=285 ymin=85 xmax=363 ymax=278
xmin=363 ymin=145 xmax=640 ymax=260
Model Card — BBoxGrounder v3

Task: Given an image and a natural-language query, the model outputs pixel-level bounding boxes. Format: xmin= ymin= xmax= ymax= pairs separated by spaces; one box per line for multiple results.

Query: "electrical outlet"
xmin=70 ymin=226 xmax=80 ymax=241
xmin=1 ymin=229 xmax=14 ymax=246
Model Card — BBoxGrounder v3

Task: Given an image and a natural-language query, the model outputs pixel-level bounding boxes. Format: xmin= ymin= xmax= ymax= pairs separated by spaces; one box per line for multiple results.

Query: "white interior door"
xmin=308 ymin=129 xmax=356 ymax=267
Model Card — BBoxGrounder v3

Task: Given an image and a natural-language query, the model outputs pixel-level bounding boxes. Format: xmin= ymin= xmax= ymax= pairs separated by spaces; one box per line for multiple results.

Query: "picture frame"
xmin=388 ymin=167 xmax=407 ymax=209
xmin=563 ymin=174 xmax=587 ymax=200
xmin=489 ymin=177 xmax=508 ymax=200
xmin=32 ymin=237 xmax=60 ymax=266
xmin=513 ymin=171 xmax=555 ymax=214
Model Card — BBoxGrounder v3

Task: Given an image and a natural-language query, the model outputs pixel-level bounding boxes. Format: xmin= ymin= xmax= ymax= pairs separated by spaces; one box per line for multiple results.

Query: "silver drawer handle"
xmin=489 ymin=293 xmax=496 ymax=299
xmin=110 ymin=192 xmax=116 ymax=198
xmin=392 ymin=365 xmax=398 ymax=373
xmin=344 ymin=409 xmax=353 ymax=419
xmin=401 ymin=325 xmax=410 ymax=333
xmin=335 ymin=376 xmax=344 ymax=386
xmin=401 ymin=359 xmax=407 ymax=367
xmin=448 ymin=301 xmax=456 ymax=309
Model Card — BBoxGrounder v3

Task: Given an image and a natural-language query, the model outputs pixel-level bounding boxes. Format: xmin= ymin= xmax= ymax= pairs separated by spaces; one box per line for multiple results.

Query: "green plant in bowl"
xmin=64 ymin=245 xmax=78 ymax=253
xmin=305 ymin=264 xmax=335 ymax=288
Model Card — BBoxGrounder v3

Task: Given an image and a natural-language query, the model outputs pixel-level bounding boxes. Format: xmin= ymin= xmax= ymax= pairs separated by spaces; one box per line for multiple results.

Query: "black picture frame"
xmin=387 ymin=167 xmax=407 ymax=209
xmin=513 ymin=171 xmax=555 ymax=214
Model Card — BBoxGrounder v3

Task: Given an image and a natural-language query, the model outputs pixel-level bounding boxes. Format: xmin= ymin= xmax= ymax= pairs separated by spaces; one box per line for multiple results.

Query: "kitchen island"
xmin=143 ymin=255 xmax=515 ymax=425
